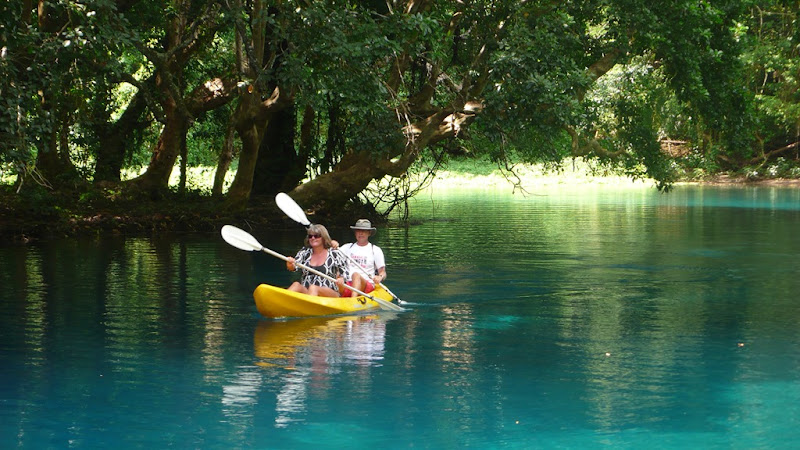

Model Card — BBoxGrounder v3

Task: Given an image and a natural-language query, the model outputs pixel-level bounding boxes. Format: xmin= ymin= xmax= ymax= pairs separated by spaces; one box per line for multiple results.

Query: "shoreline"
xmin=2 ymin=170 xmax=798 ymax=244
xmin=427 ymin=166 xmax=800 ymax=190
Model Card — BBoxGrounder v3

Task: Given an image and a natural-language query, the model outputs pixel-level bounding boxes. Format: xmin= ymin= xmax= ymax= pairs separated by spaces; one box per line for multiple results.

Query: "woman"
xmin=285 ymin=224 xmax=349 ymax=297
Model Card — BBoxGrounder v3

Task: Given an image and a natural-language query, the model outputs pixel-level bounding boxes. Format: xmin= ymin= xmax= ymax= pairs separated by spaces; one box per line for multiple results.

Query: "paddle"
xmin=275 ymin=192 xmax=405 ymax=303
xmin=275 ymin=192 xmax=312 ymax=227
xmin=220 ymin=225 xmax=404 ymax=312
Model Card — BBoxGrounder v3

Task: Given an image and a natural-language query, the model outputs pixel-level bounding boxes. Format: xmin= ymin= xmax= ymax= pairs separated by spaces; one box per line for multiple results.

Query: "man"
xmin=339 ymin=219 xmax=387 ymax=297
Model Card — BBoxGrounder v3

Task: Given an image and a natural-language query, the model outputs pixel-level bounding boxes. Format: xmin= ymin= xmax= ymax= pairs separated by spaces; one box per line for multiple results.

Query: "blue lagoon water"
xmin=1 ymin=184 xmax=799 ymax=448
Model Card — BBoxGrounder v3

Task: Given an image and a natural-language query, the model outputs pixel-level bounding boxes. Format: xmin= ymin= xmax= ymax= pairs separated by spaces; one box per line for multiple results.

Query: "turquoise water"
xmin=1 ymin=184 xmax=799 ymax=448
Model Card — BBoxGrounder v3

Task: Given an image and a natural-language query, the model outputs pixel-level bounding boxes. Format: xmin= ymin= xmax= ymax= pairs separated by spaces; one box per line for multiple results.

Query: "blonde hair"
xmin=304 ymin=224 xmax=333 ymax=248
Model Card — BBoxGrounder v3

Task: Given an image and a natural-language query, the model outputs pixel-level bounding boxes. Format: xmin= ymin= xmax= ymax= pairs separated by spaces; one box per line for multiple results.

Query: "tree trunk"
xmin=28 ymin=1 xmax=79 ymax=189
xmin=34 ymin=112 xmax=79 ymax=189
xmin=128 ymin=76 xmax=237 ymax=194
xmin=132 ymin=107 xmax=191 ymax=194
xmin=94 ymin=89 xmax=150 ymax=183
xmin=94 ymin=130 xmax=127 ymax=183
xmin=124 ymin=1 xmax=231 ymax=195
xmin=213 ymin=116 xmax=237 ymax=196
xmin=224 ymin=86 xmax=292 ymax=209
xmin=299 ymin=104 xmax=315 ymax=163
xmin=252 ymin=103 xmax=302 ymax=196
xmin=225 ymin=120 xmax=263 ymax=210
xmin=323 ymin=101 xmax=343 ymax=174
xmin=289 ymin=105 xmax=479 ymax=209
xmin=178 ymin=129 xmax=188 ymax=195
xmin=290 ymin=151 xmax=388 ymax=208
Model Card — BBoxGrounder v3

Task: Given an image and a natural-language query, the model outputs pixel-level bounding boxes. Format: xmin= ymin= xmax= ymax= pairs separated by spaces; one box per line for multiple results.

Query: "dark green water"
xmin=1 ymin=184 xmax=799 ymax=448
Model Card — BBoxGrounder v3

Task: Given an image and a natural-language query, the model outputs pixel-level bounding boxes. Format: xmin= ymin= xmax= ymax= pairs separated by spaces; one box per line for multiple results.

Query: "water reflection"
xmin=219 ymin=314 xmax=396 ymax=428
xmin=253 ymin=315 xmax=393 ymax=368
xmin=2 ymin=185 xmax=800 ymax=447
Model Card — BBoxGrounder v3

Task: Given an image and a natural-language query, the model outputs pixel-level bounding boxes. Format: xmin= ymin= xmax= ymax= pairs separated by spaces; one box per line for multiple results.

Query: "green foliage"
xmin=1 ymin=0 xmax=150 ymax=178
xmin=739 ymin=2 xmax=800 ymax=152
xmin=0 ymin=2 xmax=42 ymax=169
xmin=470 ymin=3 xmax=594 ymax=164
xmin=625 ymin=0 xmax=756 ymax=157
xmin=188 ymin=106 xmax=232 ymax=166
xmin=280 ymin=4 xmax=392 ymax=110
xmin=4 ymin=0 xmax=799 ymax=208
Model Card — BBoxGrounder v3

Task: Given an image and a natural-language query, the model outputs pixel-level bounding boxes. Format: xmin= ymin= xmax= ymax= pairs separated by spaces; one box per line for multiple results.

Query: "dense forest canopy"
xmin=1 ymin=0 xmax=799 ymax=216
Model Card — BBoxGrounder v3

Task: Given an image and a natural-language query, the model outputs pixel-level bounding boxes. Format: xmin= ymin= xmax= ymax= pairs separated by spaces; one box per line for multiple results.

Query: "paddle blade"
xmin=221 ymin=225 xmax=264 ymax=252
xmin=276 ymin=192 xmax=311 ymax=226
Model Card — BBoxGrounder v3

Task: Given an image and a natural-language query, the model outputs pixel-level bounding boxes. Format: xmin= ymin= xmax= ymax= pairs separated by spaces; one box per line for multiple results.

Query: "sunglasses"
xmin=307 ymin=234 xmax=322 ymax=239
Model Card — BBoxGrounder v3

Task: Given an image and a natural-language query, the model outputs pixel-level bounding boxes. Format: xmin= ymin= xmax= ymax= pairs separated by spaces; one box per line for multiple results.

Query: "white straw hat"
xmin=350 ymin=219 xmax=376 ymax=235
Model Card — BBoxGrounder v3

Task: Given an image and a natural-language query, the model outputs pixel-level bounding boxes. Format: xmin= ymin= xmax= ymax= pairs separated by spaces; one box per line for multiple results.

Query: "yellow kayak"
xmin=253 ymin=283 xmax=395 ymax=318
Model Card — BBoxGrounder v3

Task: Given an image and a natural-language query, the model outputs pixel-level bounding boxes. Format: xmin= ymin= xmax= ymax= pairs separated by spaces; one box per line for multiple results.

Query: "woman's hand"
xmin=286 ymin=257 xmax=296 ymax=271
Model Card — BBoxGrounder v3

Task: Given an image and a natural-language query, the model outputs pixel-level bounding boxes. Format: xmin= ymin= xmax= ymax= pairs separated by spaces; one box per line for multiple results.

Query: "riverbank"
xmin=2 ymin=164 xmax=798 ymax=244
xmin=428 ymin=162 xmax=800 ymax=190
xmin=0 ymin=189 xmax=373 ymax=244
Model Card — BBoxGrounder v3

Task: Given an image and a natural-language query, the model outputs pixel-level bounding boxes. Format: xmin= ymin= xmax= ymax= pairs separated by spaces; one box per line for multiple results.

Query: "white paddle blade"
xmin=221 ymin=225 xmax=263 ymax=252
xmin=275 ymin=192 xmax=311 ymax=226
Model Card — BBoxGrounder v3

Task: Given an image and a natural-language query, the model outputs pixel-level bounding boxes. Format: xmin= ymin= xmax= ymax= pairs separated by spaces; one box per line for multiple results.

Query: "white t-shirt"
xmin=341 ymin=242 xmax=385 ymax=282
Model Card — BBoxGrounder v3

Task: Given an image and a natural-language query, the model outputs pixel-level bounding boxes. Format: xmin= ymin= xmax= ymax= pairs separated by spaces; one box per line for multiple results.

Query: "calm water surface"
xmin=1 ymin=184 xmax=799 ymax=448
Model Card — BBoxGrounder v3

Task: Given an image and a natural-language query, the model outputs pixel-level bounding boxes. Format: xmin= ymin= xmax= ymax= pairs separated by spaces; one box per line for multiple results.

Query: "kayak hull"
xmin=253 ymin=284 xmax=395 ymax=318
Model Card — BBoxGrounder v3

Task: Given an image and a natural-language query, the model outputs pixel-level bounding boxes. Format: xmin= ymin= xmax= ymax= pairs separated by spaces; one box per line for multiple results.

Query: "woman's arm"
xmin=289 ymin=248 xmax=311 ymax=272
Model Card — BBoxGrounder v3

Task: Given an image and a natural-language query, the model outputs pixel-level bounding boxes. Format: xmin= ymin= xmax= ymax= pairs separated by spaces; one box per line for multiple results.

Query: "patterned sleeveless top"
xmin=293 ymin=247 xmax=350 ymax=290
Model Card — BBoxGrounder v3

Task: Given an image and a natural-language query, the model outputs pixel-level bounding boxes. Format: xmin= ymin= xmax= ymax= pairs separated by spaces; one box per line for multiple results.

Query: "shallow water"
xmin=1 ymin=184 xmax=799 ymax=448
